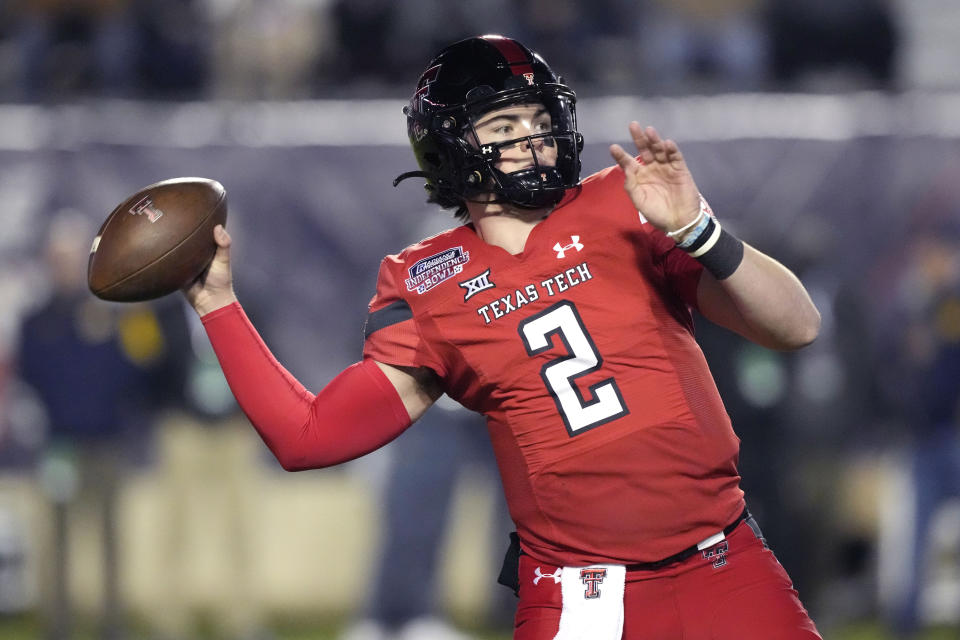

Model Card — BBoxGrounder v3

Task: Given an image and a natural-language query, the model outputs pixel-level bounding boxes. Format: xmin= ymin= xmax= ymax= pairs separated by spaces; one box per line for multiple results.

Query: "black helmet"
xmin=394 ymin=35 xmax=584 ymax=217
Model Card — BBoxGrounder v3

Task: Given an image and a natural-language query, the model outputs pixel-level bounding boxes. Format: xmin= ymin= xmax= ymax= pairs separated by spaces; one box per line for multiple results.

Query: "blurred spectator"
xmin=150 ymin=300 xmax=270 ymax=640
xmin=15 ymin=212 xmax=173 ymax=640
xmin=894 ymin=0 xmax=960 ymax=90
xmin=635 ymin=0 xmax=769 ymax=94
xmin=339 ymin=398 xmax=514 ymax=640
xmin=10 ymin=0 xmax=139 ymax=101
xmin=205 ymin=0 xmax=326 ymax=100
xmin=326 ymin=0 xmax=520 ymax=95
xmin=131 ymin=0 xmax=210 ymax=99
xmin=513 ymin=0 xmax=632 ymax=92
xmin=770 ymin=232 xmax=880 ymax=629
xmin=7 ymin=0 xmax=210 ymax=101
xmin=764 ymin=0 xmax=899 ymax=90
xmin=693 ymin=216 xmax=879 ymax=631
xmin=0 ymin=0 xmax=921 ymax=100
xmin=327 ymin=0 xmax=399 ymax=89
xmin=873 ymin=224 xmax=960 ymax=636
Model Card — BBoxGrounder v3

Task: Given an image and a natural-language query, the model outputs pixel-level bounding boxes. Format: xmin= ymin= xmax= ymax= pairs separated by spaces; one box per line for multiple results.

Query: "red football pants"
xmin=513 ymin=520 xmax=821 ymax=640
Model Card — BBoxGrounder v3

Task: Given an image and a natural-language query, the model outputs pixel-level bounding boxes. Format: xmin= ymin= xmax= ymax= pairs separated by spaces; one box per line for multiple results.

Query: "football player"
xmin=185 ymin=35 xmax=823 ymax=639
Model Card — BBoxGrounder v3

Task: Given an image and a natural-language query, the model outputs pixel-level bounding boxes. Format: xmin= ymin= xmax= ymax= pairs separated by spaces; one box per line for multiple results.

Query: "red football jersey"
xmin=363 ymin=164 xmax=745 ymax=566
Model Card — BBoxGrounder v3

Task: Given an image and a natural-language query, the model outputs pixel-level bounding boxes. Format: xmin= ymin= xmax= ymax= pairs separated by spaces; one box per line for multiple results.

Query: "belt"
xmin=496 ymin=508 xmax=754 ymax=595
xmin=625 ymin=508 xmax=750 ymax=572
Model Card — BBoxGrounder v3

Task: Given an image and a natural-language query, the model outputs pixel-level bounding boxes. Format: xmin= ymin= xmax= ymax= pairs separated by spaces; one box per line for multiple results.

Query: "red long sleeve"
xmin=201 ymin=302 xmax=412 ymax=470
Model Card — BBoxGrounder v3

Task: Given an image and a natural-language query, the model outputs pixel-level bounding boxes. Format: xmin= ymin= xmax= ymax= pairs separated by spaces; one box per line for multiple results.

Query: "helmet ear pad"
xmin=410 ymin=128 xmax=488 ymax=209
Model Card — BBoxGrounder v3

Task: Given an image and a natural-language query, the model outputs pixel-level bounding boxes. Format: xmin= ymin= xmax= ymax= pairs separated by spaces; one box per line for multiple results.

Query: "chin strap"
xmin=393 ymin=165 xmax=568 ymax=210
xmin=392 ymin=170 xmax=430 ymax=187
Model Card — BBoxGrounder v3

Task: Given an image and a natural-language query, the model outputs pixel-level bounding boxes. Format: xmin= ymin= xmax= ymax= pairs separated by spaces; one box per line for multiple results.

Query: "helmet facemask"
xmin=455 ymin=86 xmax=582 ymax=210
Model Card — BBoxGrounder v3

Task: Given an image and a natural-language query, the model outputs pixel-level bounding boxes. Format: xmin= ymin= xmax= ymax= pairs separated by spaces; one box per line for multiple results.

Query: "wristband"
xmin=686 ymin=216 xmax=720 ymax=257
xmin=682 ymin=220 xmax=744 ymax=280
xmin=675 ymin=212 xmax=711 ymax=249
xmin=667 ymin=194 xmax=713 ymax=247
xmin=665 ymin=208 xmax=705 ymax=242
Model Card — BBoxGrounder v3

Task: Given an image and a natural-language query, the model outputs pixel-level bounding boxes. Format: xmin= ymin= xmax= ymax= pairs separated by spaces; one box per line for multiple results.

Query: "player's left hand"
xmin=609 ymin=123 xmax=702 ymax=235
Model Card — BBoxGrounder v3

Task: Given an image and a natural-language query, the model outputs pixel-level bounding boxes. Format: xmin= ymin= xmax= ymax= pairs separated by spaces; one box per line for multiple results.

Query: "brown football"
xmin=88 ymin=177 xmax=227 ymax=302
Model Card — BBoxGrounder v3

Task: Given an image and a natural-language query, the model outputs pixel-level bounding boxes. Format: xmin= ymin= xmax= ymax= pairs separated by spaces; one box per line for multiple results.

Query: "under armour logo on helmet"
xmin=553 ymin=235 xmax=584 ymax=259
xmin=533 ymin=566 xmax=562 ymax=585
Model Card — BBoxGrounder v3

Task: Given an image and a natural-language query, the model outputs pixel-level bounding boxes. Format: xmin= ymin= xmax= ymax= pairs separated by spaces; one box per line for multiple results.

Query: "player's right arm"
xmin=183 ymin=225 xmax=441 ymax=470
xmin=373 ymin=361 xmax=444 ymax=422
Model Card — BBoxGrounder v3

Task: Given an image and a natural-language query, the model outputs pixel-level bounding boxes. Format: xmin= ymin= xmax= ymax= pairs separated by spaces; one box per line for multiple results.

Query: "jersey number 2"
xmin=518 ymin=300 xmax=629 ymax=436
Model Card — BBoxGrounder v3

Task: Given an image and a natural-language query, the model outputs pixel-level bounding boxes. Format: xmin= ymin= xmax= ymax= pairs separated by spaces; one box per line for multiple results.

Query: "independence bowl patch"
xmin=405 ymin=246 xmax=470 ymax=294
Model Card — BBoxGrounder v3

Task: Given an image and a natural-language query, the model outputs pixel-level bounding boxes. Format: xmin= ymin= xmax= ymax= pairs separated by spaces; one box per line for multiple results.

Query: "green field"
xmin=0 ymin=614 xmax=957 ymax=640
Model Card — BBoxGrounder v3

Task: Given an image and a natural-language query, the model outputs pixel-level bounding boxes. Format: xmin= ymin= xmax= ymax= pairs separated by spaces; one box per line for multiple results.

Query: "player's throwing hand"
xmin=183 ymin=224 xmax=237 ymax=316
xmin=609 ymin=122 xmax=703 ymax=236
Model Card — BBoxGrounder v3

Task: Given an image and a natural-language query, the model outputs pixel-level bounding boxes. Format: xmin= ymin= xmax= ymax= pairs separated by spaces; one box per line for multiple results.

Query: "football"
xmin=88 ymin=177 xmax=227 ymax=302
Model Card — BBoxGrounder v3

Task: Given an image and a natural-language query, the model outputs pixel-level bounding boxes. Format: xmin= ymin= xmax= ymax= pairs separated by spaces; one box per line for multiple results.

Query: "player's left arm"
xmin=694 ymin=247 xmax=820 ymax=350
xmin=610 ymin=122 xmax=820 ymax=351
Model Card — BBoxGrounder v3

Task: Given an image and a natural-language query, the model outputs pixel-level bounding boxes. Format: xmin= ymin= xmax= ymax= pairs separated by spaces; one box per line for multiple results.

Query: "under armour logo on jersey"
xmin=580 ymin=568 xmax=607 ymax=599
xmin=459 ymin=269 xmax=495 ymax=301
xmin=553 ymin=235 xmax=584 ymax=259
xmin=533 ymin=566 xmax=562 ymax=585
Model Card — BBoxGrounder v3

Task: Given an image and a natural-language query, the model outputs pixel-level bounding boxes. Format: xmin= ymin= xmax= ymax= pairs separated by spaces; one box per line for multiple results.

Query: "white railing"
xmin=2 ymin=91 xmax=960 ymax=150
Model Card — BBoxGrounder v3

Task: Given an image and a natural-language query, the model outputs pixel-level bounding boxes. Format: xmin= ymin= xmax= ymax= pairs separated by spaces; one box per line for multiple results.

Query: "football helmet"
xmin=394 ymin=35 xmax=584 ymax=215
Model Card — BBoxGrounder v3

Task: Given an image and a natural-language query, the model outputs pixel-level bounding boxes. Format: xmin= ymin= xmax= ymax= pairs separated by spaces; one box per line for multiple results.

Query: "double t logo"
xmin=579 ymin=568 xmax=607 ymax=599
xmin=129 ymin=196 xmax=164 ymax=223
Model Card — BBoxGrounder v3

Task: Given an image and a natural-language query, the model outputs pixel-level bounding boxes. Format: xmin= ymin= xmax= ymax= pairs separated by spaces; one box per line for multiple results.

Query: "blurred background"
xmin=0 ymin=0 xmax=959 ymax=639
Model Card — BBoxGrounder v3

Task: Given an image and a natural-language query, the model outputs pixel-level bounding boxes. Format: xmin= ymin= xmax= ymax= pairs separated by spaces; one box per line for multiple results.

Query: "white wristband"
xmin=665 ymin=208 xmax=705 ymax=241
xmin=688 ymin=220 xmax=723 ymax=257
xmin=666 ymin=194 xmax=713 ymax=246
